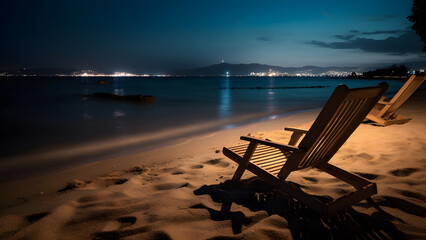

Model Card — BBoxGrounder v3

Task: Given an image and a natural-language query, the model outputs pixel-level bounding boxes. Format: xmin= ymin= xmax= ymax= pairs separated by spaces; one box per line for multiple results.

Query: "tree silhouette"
xmin=363 ymin=65 xmax=408 ymax=77
xmin=408 ymin=0 xmax=426 ymax=51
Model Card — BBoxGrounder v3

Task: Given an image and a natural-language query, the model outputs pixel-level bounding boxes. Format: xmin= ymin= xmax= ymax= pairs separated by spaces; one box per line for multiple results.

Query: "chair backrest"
xmin=288 ymin=83 xmax=388 ymax=170
xmin=386 ymin=75 xmax=425 ymax=115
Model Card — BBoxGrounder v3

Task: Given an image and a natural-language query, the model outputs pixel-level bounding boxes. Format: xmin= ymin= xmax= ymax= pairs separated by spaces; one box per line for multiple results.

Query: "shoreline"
xmin=0 ymin=106 xmax=320 ymax=184
xmin=0 ymin=109 xmax=320 ymax=212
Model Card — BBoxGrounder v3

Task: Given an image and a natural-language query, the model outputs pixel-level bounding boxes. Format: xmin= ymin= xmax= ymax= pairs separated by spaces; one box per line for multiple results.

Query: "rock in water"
xmin=93 ymin=92 xmax=155 ymax=103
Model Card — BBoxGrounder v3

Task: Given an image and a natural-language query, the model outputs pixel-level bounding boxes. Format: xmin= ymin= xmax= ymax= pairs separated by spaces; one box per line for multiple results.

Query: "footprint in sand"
xmin=396 ymin=190 xmax=426 ymax=201
xmin=86 ymin=178 xmax=128 ymax=189
xmin=77 ymin=195 xmax=99 ymax=203
xmin=353 ymin=172 xmax=380 ymax=180
xmin=334 ymin=188 xmax=350 ymax=195
xmin=389 ymin=168 xmax=420 ymax=177
xmin=57 ymin=179 xmax=87 ymax=192
xmin=376 ymin=196 xmax=426 ymax=217
xmin=117 ymin=216 xmax=137 ymax=229
xmin=191 ymin=164 xmax=204 ymax=169
xmin=0 ymin=212 xmax=50 ymax=238
xmin=354 ymin=152 xmax=374 ymax=161
xmin=302 ymin=177 xmax=318 ymax=183
xmin=58 ymin=177 xmax=128 ymax=193
xmin=126 ymin=166 xmax=147 ymax=174
xmin=26 ymin=212 xmax=49 ymax=224
xmin=169 ymin=167 xmax=186 ymax=175
xmin=108 ymin=178 xmax=128 ymax=185
xmin=91 ymin=226 xmax=151 ymax=240
xmin=205 ymin=158 xmax=230 ymax=168
xmin=153 ymin=182 xmax=190 ymax=190
xmin=323 ymin=178 xmax=341 ymax=183
xmin=402 ymin=180 xmax=422 ymax=186
xmin=171 ymin=170 xmax=185 ymax=175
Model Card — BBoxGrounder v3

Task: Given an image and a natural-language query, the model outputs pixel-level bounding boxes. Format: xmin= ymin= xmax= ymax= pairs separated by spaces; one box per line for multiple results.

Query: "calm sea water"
xmin=0 ymin=76 xmax=406 ymax=180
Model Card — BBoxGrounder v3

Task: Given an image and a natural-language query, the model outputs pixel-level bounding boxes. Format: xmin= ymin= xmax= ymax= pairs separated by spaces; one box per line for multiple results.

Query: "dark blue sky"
xmin=1 ymin=0 xmax=424 ymax=74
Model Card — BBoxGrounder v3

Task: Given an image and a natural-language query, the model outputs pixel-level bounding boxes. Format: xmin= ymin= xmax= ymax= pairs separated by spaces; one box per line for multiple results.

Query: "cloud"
xmin=332 ymin=30 xmax=405 ymax=41
xmin=310 ymin=31 xmax=424 ymax=55
xmin=333 ymin=34 xmax=355 ymax=40
xmin=361 ymin=30 xmax=406 ymax=35
xmin=368 ymin=15 xmax=397 ymax=22
xmin=257 ymin=36 xmax=270 ymax=41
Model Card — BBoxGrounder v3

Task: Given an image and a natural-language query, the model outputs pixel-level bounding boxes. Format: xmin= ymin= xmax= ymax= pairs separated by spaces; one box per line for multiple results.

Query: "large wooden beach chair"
xmin=366 ymin=75 xmax=425 ymax=126
xmin=223 ymin=83 xmax=388 ymax=216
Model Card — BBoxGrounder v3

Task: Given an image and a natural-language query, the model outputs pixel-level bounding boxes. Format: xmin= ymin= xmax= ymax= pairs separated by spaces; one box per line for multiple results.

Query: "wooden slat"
xmin=251 ymin=148 xmax=281 ymax=157
xmin=264 ymin=162 xmax=287 ymax=172
xmin=251 ymin=154 xmax=285 ymax=164
xmin=228 ymin=144 xmax=272 ymax=156
xmin=297 ymin=99 xmax=349 ymax=168
xmin=307 ymin=99 xmax=361 ymax=166
xmin=312 ymin=99 xmax=355 ymax=163
xmin=257 ymin=158 xmax=286 ymax=169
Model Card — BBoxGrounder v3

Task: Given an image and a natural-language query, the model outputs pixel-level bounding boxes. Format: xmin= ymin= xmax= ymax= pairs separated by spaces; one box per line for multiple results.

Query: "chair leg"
xmin=288 ymin=132 xmax=304 ymax=146
xmin=231 ymin=142 xmax=258 ymax=181
xmin=221 ymin=201 xmax=232 ymax=212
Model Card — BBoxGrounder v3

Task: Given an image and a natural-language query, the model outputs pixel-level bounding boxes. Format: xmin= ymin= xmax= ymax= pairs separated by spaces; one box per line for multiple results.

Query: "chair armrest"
xmin=240 ymin=136 xmax=299 ymax=151
xmin=377 ymin=96 xmax=392 ymax=105
xmin=284 ymin=127 xmax=308 ymax=134
xmin=377 ymin=100 xmax=392 ymax=105
xmin=284 ymin=127 xmax=308 ymax=146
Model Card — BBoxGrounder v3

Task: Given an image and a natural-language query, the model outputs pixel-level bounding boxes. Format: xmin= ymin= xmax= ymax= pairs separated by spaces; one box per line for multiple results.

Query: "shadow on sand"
xmin=194 ymin=177 xmax=408 ymax=240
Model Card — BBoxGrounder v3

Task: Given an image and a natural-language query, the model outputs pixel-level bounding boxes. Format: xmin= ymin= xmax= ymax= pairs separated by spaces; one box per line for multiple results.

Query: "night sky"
xmin=1 ymin=0 xmax=424 ymax=74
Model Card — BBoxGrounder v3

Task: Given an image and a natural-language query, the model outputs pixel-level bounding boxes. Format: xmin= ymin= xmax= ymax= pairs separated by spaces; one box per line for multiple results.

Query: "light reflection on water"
xmin=114 ymin=88 xmax=125 ymax=95
xmin=267 ymin=89 xmax=276 ymax=112
xmin=113 ymin=109 xmax=128 ymax=132
xmin=219 ymin=77 xmax=231 ymax=118
xmin=113 ymin=110 xmax=126 ymax=118
xmin=219 ymin=77 xmax=232 ymax=119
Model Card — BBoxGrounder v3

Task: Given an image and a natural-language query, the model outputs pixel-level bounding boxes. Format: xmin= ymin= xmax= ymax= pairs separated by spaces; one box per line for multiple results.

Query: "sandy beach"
xmin=0 ymin=89 xmax=425 ymax=240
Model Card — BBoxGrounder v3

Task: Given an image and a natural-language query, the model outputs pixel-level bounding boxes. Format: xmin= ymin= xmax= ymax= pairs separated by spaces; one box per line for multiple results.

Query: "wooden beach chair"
xmin=222 ymin=83 xmax=388 ymax=216
xmin=366 ymin=75 xmax=425 ymax=126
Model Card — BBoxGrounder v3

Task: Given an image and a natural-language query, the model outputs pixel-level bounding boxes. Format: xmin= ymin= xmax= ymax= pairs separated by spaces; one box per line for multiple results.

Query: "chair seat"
xmin=226 ymin=143 xmax=293 ymax=177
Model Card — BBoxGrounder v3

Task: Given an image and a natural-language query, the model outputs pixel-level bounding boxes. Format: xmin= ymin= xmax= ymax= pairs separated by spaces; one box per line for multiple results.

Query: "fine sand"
xmin=0 ymin=90 xmax=425 ymax=240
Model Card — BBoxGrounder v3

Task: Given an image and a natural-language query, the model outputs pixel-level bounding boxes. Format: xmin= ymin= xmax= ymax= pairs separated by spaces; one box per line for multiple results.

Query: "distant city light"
xmin=53 ymin=70 xmax=152 ymax=77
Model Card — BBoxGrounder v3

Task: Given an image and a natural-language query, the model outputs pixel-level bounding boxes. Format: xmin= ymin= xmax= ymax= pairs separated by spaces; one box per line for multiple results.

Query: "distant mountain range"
xmin=168 ymin=63 xmax=367 ymax=76
xmin=169 ymin=62 xmax=426 ymax=76
xmin=1 ymin=68 xmax=81 ymax=76
xmin=1 ymin=61 xmax=425 ymax=76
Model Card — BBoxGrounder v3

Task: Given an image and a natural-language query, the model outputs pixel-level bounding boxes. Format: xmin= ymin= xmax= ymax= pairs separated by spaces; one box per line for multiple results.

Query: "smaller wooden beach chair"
xmin=366 ymin=75 xmax=425 ymax=126
xmin=223 ymin=83 xmax=388 ymax=216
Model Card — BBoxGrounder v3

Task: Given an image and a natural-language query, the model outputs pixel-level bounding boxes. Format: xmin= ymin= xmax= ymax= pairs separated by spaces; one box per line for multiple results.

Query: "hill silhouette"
xmin=168 ymin=63 xmax=365 ymax=76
